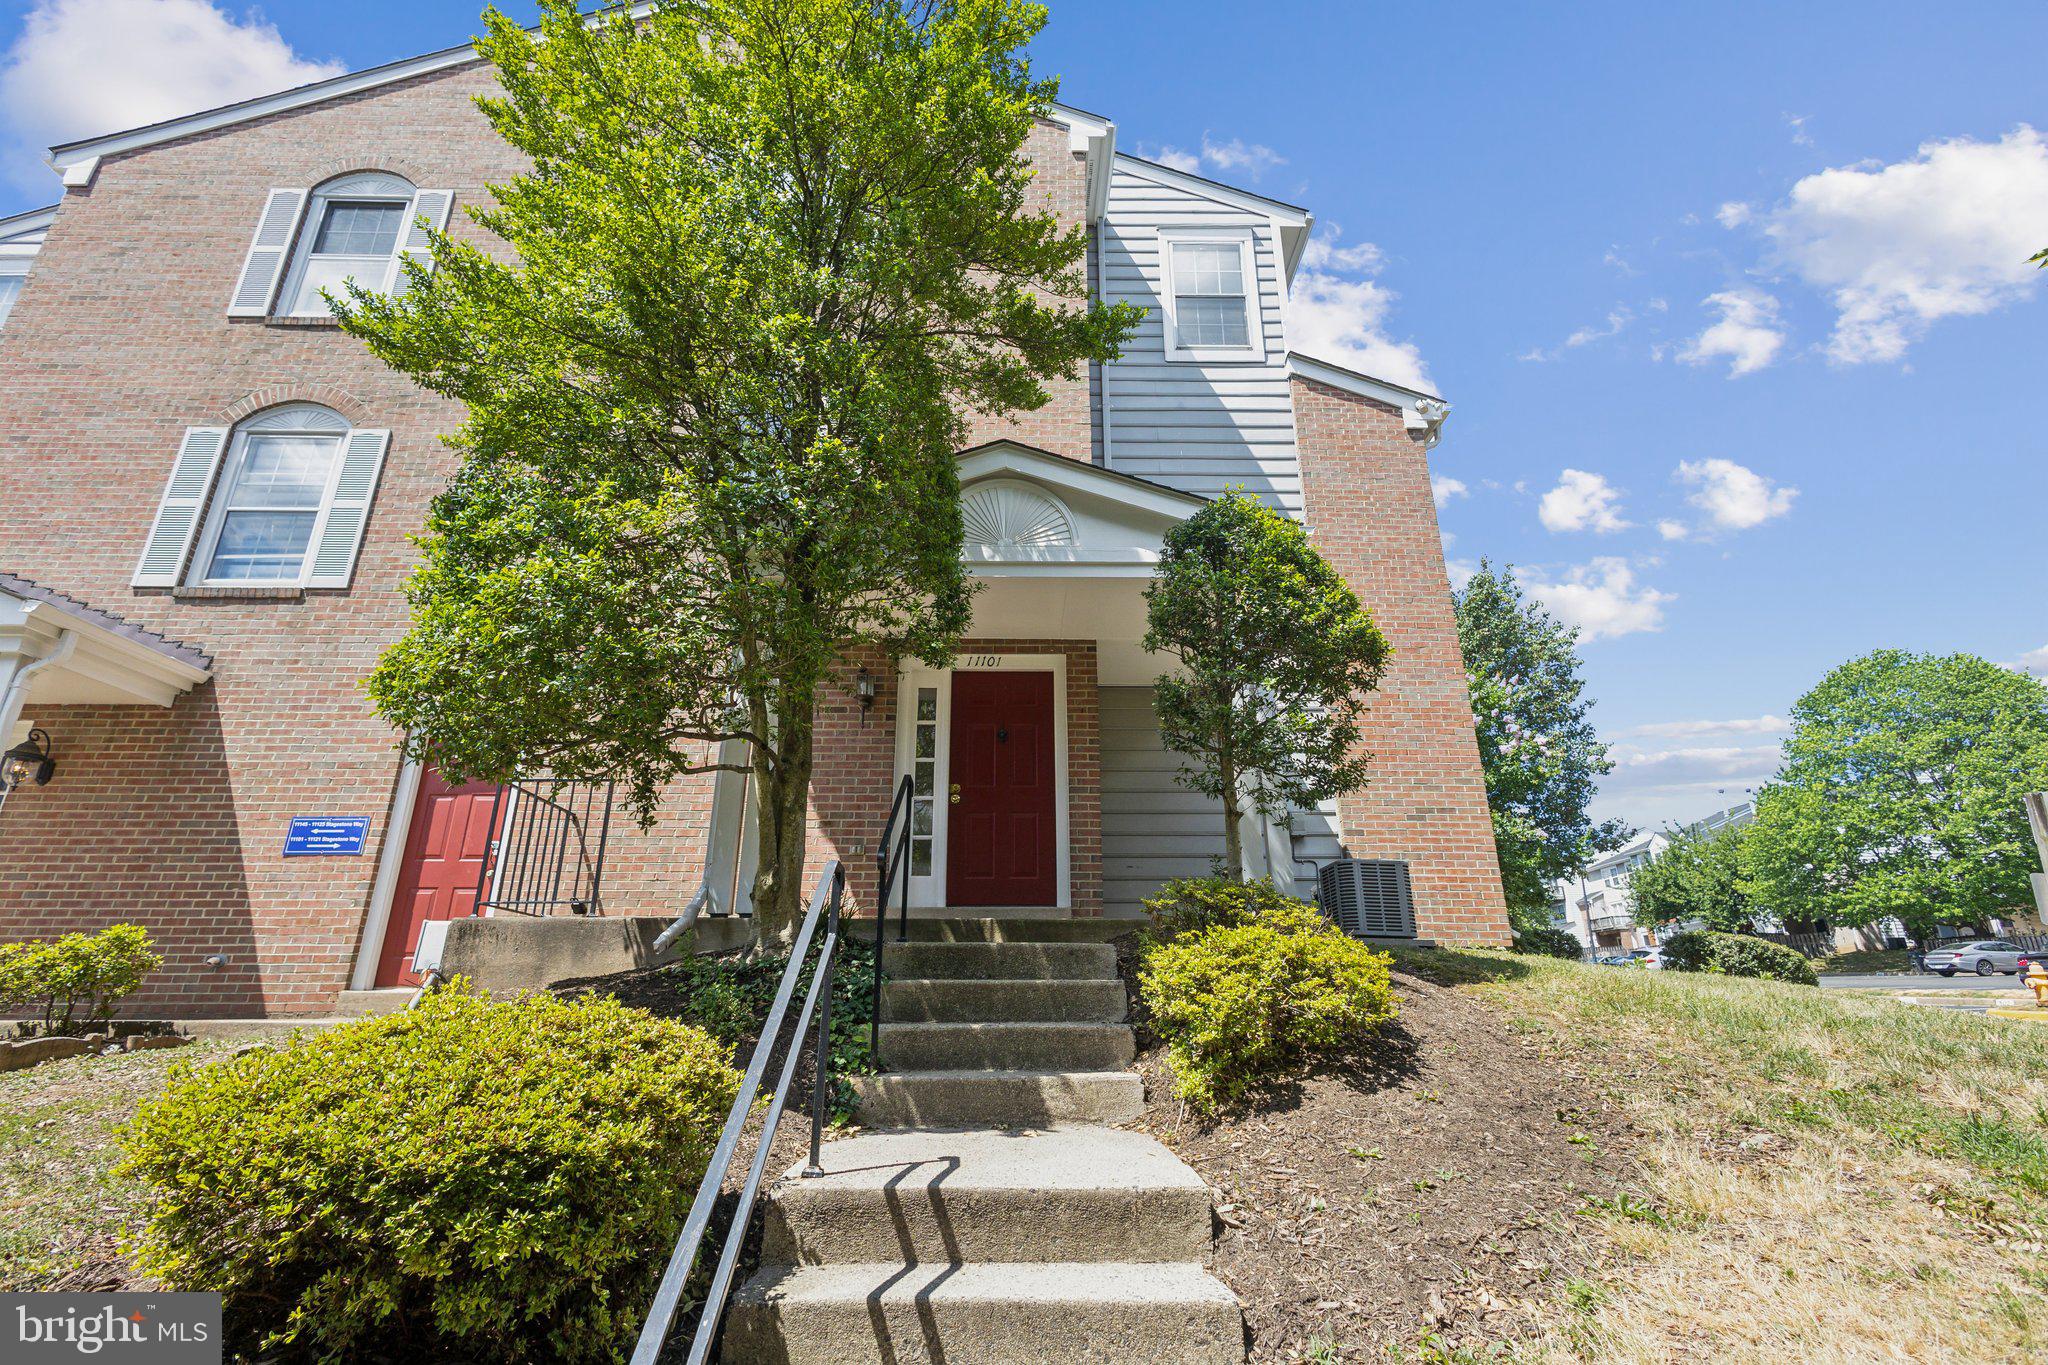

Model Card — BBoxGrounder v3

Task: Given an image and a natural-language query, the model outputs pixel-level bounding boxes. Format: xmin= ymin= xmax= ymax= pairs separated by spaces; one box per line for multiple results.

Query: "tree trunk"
xmin=749 ymin=693 xmax=816 ymax=943
xmin=1218 ymin=748 xmax=1245 ymax=878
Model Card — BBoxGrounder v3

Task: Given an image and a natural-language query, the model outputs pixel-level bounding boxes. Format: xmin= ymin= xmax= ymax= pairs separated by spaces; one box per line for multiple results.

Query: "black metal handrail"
xmin=474 ymin=777 xmax=615 ymax=916
xmin=629 ymin=859 xmax=846 ymax=1365
xmin=870 ymin=773 xmax=916 ymax=1057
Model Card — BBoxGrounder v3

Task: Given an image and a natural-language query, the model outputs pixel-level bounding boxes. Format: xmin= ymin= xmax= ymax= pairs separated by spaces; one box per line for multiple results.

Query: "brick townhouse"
xmin=0 ymin=27 xmax=1507 ymax=1018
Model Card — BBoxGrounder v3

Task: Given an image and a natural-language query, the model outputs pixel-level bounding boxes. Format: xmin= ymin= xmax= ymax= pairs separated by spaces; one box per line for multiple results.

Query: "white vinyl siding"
xmin=1100 ymin=687 xmax=1228 ymax=918
xmin=1099 ymin=162 xmax=1303 ymax=513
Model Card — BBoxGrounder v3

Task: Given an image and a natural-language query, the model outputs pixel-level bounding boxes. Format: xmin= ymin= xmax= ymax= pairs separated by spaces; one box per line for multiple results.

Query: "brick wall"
xmin=1291 ymin=376 xmax=1510 ymax=945
xmin=0 ymin=70 xmax=1098 ymax=1014
xmin=0 ymin=61 xmax=711 ymax=1015
xmin=808 ymin=641 xmax=1101 ymax=917
xmin=955 ymin=119 xmax=1094 ymax=462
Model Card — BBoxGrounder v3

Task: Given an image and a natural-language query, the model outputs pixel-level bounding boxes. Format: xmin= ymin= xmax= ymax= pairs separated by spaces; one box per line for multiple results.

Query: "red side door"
xmin=947 ymin=671 xmax=1057 ymax=907
xmin=374 ymin=766 xmax=502 ymax=987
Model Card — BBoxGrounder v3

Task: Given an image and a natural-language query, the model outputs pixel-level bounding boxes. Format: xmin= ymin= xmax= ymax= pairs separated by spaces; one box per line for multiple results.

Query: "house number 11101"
xmin=962 ymin=655 xmax=1003 ymax=668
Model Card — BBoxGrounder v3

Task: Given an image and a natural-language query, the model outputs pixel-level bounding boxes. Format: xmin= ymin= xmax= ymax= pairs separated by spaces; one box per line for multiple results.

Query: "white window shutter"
xmin=305 ymin=429 xmax=390 ymax=588
xmin=227 ymin=189 xmax=308 ymax=317
xmin=132 ymin=427 xmax=230 ymax=586
xmin=395 ymin=190 xmax=454 ymax=288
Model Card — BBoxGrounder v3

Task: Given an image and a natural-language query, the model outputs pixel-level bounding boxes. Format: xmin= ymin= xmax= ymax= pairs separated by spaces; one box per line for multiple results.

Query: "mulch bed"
xmin=1118 ymin=952 xmax=1641 ymax=1361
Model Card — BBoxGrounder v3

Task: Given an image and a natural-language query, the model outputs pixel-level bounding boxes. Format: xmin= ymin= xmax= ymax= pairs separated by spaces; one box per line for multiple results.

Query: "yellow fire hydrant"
xmin=2028 ymin=962 xmax=2048 ymax=1010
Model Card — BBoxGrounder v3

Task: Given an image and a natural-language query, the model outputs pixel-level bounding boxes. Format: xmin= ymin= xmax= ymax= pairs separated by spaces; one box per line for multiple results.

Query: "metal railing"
xmin=869 ymin=773 xmax=916 ymax=1058
xmin=630 ymin=859 xmax=846 ymax=1365
xmin=475 ymin=777 xmax=615 ymax=916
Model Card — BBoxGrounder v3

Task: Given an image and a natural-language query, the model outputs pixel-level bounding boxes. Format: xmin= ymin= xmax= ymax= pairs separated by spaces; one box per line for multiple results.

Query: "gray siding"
xmin=1099 ymin=162 xmax=1302 ymax=513
xmin=1100 ymin=686 xmax=1228 ymax=917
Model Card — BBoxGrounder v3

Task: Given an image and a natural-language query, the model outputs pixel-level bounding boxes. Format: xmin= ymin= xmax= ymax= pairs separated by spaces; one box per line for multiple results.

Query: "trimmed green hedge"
xmin=119 ymin=986 xmax=739 ymax=1363
xmin=1513 ymin=926 xmax=1585 ymax=960
xmin=1141 ymin=875 xmax=1329 ymax=941
xmin=1138 ymin=877 xmax=1397 ymax=1113
xmin=1660 ymin=930 xmax=1819 ymax=986
xmin=0 ymin=923 xmax=161 ymax=1035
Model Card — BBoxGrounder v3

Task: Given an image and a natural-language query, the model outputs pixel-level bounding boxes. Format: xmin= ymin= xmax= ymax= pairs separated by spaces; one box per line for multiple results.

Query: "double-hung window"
xmin=227 ymin=173 xmax=454 ymax=321
xmin=132 ymin=404 xmax=391 ymax=592
xmin=198 ymin=428 xmax=344 ymax=583
xmin=1158 ymin=227 xmax=1264 ymax=363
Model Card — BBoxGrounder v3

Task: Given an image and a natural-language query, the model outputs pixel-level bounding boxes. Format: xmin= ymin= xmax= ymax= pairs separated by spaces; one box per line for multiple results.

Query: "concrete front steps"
xmin=724 ymin=914 xmax=1243 ymax=1364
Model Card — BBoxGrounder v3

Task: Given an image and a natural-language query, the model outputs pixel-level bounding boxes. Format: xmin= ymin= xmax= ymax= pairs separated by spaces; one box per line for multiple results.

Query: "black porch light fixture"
xmin=1 ymin=727 xmax=55 ymax=790
xmin=853 ymin=667 xmax=878 ymax=718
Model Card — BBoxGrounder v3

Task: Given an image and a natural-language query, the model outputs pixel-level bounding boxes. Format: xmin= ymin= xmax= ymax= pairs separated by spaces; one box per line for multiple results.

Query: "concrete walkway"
xmin=725 ymin=916 xmax=1243 ymax=1364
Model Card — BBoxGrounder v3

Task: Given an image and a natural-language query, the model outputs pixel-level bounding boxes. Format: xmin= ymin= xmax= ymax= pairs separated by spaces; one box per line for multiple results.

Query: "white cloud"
xmin=1657 ymin=519 xmax=1690 ymax=541
xmin=1538 ymin=469 xmax=1631 ymax=534
xmin=1675 ymin=457 xmax=1798 ymax=531
xmin=0 ymin=0 xmax=343 ymax=192
xmin=1514 ymin=558 xmax=1673 ymax=642
xmin=1624 ymin=715 xmax=1790 ymax=740
xmin=2004 ymin=644 xmax=2048 ymax=678
xmin=1446 ymin=557 xmax=1478 ymax=591
xmin=1603 ymin=246 xmax=1638 ymax=276
xmin=1715 ymin=201 xmax=1753 ymax=228
xmin=1757 ymin=125 xmax=2048 ymax=364
xmin=1431 ymin=476 xmax=1468 ymax=508
xmin=1521 ymin=304 xmax=1637 ymax=363
xmin=1676 ymin=288 xmax=1786 ymax=376
xmin=1149 ymin=144 xmax=1202 ymax=174
xmin=1288 ymin=228 xmax=1432 ymax=392
xmin=1593 ymin=741 xmax=1782 ymax=829
xmin=1786 ymin=113 xmax=1815 ymax=149
xmin=1198 ymin=134 xmax=1286 ymax=180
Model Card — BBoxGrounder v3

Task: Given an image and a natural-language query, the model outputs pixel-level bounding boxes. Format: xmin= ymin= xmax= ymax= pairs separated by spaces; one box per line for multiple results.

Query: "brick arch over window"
xmin=219 ymin=384 xmax=372 ymax=427
xmin=303 ymin=157 xmax=439 ymax=189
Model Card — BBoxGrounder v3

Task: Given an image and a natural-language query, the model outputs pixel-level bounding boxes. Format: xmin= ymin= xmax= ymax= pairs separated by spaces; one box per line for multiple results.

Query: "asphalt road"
xmin=1818 ymin=972 xmax=2028 ymax=991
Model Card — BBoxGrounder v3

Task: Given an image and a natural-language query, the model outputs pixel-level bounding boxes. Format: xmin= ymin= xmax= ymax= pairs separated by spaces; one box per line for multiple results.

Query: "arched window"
xmin=226 ymin=174 xmax=453 ymax=321
xmin=133 ymin=404 xmax=391 ymax=590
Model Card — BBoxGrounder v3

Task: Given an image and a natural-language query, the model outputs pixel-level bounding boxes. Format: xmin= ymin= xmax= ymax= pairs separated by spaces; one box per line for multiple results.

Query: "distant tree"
xmin=1629 ymin=822 xmax=1754 ymax=933
xmin=1144 ymin=492 xmax=1391 ymax=873
xmin=1453 ymin=561 xmax=1630 ymax=932
xmin=335 ymin=0 xmax=1139 ymax=937
xmin=1744 ymin=650 xmax=2048 ymax=945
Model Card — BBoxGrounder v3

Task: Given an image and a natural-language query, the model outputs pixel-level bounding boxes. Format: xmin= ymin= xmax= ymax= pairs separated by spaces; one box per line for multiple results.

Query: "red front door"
xmin=375 ymin=766 xmax=502 ymax=987
xmin=947 ymin=671 xmax=1058 ymax=907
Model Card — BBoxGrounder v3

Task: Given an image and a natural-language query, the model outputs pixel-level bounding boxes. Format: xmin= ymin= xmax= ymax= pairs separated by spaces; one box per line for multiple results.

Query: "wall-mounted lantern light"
xmin=0 ymin=727 xmax=55 ymax=791
xmin=854 ymin=667 xmax=878 ymax=722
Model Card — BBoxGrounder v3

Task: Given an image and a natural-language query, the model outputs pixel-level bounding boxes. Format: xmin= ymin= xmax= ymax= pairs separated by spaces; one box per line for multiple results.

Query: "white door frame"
xmin=893 ymin=653 xmax=1070 ymax=909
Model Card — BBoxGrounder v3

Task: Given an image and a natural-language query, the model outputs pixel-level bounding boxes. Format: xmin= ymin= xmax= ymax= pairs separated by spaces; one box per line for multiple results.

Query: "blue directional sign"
xmin=284 ymin=816 xmax=370 ymax=856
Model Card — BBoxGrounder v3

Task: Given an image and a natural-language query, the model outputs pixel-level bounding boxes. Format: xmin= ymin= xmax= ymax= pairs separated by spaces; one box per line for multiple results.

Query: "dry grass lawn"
xmin=1400 ymin=950 xmax=2048 ymax=1363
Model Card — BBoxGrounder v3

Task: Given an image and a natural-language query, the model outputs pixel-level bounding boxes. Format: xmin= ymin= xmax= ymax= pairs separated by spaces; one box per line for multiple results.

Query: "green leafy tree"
xmin=1143 ymin=491 xmax=1390 ymax=874
xmin=336 ymin=0 xmax=1139 ymax=935
xmin=1628 ymin=822 xmax=1754 ymax=932
xmin=1744 ymin=650 xmax=2048 ymax=944
xmin=1453 ymin=561 xmax=1629 ymax=931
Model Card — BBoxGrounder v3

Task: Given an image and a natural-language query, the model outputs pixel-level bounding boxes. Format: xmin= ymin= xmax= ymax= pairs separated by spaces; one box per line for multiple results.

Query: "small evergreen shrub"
xmin=118 ymin=986 xmax=740 ymax=1363
xmin=660 ymin=936 xmax=877 ymax=1117
xmin=1513 ymin=926 xmax=1585 ymax=960
xmin=1140 ymin=919 xmax=1397 ymax=1113
xmin=1660 ymin=931 xmax=1819 ymax=986
xmin=0 ymin=923 xmax=162 ymax=1035
xmin=1141 ymin=876 xmax=1329 ymax=941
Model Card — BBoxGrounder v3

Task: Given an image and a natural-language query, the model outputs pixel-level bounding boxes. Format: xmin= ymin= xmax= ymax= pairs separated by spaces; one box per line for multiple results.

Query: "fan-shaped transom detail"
xmin=243 ymin=402 xmax=351 ymax=433
xmin=960 ymin=479 xmax=1076 ymax=550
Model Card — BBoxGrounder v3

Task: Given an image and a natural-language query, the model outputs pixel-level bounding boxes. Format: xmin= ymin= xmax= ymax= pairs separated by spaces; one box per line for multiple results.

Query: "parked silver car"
xmin=1922 ymin=940 xmax=2025 ymax=977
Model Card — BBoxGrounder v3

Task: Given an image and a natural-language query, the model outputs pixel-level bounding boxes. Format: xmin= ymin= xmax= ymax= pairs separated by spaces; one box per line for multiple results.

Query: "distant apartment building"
xmin=1552 ymin=801 xmax=1754 ymax=957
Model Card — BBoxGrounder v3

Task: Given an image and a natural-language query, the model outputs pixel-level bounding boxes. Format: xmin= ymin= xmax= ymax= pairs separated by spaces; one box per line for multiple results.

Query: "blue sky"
xmin=3 ymin=0 xmax=2044 ymax=832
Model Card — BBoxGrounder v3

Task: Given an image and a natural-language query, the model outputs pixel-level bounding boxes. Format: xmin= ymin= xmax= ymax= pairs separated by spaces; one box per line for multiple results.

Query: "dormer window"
xmin=227 ymin=174 xmax=453 ymax=321
xmin=1157 ymin=227 xmax=1264 ymax=363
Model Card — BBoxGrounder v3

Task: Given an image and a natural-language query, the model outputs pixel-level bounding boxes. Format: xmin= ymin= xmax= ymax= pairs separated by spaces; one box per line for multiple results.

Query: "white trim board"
xmin=1286 ymin=352 xmax=1452 ymax=442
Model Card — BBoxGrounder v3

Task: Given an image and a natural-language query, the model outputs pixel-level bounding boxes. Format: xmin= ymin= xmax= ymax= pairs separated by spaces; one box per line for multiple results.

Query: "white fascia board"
xmin=1047 ymin=103 xmax=1116 ymax=222
xmin=1287 ymin=352 xmax=1452 ymax=440
xmin=0 ymin=204 xmax=57 ymax=244
xmin=958 ymin=442 xmax=1207 ymax=520
xmin=45 ymin=3 xmax=665 ymax=174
